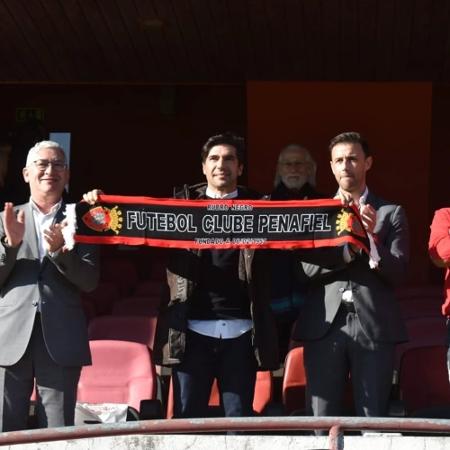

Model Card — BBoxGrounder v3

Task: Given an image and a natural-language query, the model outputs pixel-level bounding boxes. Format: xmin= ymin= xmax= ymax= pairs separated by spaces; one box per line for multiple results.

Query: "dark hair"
xmin=328 ymin=132 xmax=371 ymax=157
xmin=201 ymin=132 xmax=245 ymax=164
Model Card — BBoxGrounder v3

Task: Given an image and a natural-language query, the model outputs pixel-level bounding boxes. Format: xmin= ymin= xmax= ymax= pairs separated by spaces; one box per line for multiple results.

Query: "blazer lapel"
xmin=24 ymin=203 xmax=39 ymax=258
xmin=54 ymin=202 xmax=66 ymax=225
xmin=366 ymin=191 xmax=380 ymax=209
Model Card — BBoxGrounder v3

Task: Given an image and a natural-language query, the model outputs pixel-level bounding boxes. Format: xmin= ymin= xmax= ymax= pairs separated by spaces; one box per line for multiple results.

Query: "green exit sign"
xmin=15 ymin=107 xmax=45 ymax=123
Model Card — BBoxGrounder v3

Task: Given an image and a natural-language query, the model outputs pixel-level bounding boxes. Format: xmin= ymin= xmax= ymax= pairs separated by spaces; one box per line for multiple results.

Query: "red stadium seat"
xmin=282 ymin=346 xmax=307 ymax=415
xmin=166 ymin=370 xmax=273 ymax=418
xmin=394 ymin=316 xmax=447 ymax=373
xmin=88 ymin=315 xmax=158 ymax=350
xmin=391 ymin=316 xmax=449 ymax=417
xmin=399 ymin=345 xmax=450 ymax=416
xmin=77 ymin=340 xmax=157 ymax=412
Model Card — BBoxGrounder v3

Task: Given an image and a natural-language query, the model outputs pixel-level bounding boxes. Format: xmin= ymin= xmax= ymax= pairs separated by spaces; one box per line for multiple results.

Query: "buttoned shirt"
xmin=30 ymin=198 xmax=62 ymax=261
xmin=340 ymin=188 xmax=370 ymax=303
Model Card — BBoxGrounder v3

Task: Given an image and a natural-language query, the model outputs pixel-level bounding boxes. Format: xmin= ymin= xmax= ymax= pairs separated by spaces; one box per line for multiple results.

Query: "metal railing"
xmin=1 ymin=416 xmax=450 ymax=450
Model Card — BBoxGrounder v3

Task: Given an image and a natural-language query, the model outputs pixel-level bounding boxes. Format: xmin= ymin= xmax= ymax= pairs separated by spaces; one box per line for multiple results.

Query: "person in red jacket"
xmin=428 ymin=207 xmax=450 ymax=379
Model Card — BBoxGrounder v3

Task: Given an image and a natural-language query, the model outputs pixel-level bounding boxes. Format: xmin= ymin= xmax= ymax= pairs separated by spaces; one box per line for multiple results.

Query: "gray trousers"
xmin=304 ymin=304 xmax=395 ymax=418
xmin=0 ymin=314 xmax=81 ymax=431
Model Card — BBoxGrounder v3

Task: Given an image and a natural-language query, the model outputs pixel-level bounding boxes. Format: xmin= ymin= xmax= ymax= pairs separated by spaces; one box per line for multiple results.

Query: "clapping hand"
xmin=3 ymin=202 xmax=25 ymax=248
xmin=43 ymin=222 xmax=66 ymax=254
xmin=359 ymin=202 xmax=377 ymax=234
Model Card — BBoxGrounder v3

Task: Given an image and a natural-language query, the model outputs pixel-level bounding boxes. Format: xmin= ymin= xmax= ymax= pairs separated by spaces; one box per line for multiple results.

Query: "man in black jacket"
xmin=156 ymin=132 xmax=278 ymax=418
xmin=83 ymin=133 xmax=279 ymax=419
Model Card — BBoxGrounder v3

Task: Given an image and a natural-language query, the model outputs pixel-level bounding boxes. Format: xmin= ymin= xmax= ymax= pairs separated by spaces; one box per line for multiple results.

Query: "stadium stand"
xmin=88 ymin=315 xmax=158 ymax=350
xmin=81 ymin=281 xmax=121 ymax=317
xmin=111 ymin=296 xmax=160 ymax=317
xmin=134 ymin=279 xmax=166 ymax=296
xmin=393 ymin=315 xmax=450 ymax=417
xmin=100 ymin=257 xmax=139 ymax=297
xmin=399 ymin=344 xmax=450 ymax=417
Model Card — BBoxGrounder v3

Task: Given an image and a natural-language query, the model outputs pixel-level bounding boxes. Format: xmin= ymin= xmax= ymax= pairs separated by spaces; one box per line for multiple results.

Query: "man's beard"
xmin=282 ymin=174 xmax=308 ymax=190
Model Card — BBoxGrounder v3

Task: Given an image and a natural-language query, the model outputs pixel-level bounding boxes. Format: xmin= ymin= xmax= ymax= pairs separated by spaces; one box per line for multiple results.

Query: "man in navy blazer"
xmin=293 ymin=132 xmax=409 ymax=418
xmin=0 ymin=141 xmax=99 ymax=431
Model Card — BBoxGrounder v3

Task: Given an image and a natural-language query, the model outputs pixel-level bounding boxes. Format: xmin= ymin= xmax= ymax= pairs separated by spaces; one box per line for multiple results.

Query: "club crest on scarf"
xmin=82 ymin=206 xmax=123 ymax=235
xmin=336 ymin=208 xmax=366 ymax=238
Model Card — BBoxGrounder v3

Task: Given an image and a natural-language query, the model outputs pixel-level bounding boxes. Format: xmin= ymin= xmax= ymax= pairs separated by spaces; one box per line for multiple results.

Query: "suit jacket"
xmin=0 ymin=202 xmax=99 ymax=367
xmin=293 ymin=192 xmax=409 ymax=344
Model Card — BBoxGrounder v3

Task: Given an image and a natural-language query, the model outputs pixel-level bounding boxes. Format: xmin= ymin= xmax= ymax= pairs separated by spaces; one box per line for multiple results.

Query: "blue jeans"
xmin=172 ymin=329 xmax=257 ymax=418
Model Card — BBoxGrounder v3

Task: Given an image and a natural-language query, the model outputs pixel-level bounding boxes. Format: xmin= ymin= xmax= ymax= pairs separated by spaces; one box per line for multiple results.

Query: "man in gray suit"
xmin=0 ymin=140 xmax=99 ymax=431
xmin=293 ymin=132 xmax=409 ymax=418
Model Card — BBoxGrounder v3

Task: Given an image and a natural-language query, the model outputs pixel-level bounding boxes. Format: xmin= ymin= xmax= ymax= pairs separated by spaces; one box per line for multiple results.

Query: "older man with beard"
xmin=272 ymin=144 xmax=322 ymax=201
xmin=270 ymin=144 xmax=324 ymax=360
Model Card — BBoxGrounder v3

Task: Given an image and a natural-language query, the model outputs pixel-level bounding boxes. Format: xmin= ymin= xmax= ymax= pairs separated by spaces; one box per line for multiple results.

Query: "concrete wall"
xmin=6 ymin=433 xmax=450 ymax=450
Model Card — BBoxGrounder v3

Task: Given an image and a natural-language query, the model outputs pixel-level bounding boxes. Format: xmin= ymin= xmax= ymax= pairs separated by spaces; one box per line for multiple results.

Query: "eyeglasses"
xmin=32 ymin=159 xmax=67 ymax=172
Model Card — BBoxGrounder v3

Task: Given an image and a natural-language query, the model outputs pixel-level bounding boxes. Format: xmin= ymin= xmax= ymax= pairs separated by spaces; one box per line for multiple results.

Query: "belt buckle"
xmin=341 ymin=290 xmax=355 ymax=313
xmin=342 ymin=290 xmax=353 ymax=302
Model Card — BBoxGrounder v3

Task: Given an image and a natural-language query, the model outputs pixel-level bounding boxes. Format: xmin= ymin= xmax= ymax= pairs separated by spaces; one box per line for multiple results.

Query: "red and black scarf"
xmin=73 ymin=194 xmax=370 ymax=253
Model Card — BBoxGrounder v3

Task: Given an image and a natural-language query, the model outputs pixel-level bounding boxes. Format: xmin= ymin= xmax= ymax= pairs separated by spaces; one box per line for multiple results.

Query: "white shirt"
xmin=30 ymin=198 xmax=62 ymax=261
xmin=342 ymin=187 xmax=369 ymax=263
xmin=205 ymin=187 xmax=238 ymax=200
xmin=341 ymin=187 xmax=380 ymax=303
xmin=188 ymin=186 xmax=253 ymax=339
xmin=358 ymin=188 xmax=381 ymax=268
xmin=188 ymin=319 xmax=253 ymax=339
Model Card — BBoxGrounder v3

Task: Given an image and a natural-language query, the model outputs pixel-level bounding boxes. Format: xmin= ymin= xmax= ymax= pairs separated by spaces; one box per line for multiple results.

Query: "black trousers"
xmin=304 ymin=305 xmax=395 ymax=418
xmin=172 ymin=329 xmax=257 ymax=418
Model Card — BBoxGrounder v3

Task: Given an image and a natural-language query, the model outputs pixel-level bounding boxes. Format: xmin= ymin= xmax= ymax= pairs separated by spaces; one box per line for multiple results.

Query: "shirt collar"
xmin=30 ymin=197 xmax=62 ymax=216
xmin=359 ymin=187 xmax=369 ymax=204
xmin=205 ymin=187 xmax=238 ymax=199
xmin=336 ymin=186 xmax=369 ymax=204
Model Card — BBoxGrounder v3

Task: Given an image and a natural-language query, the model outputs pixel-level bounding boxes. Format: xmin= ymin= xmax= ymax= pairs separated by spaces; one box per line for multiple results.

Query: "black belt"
xmin=340 ymin=301 xmax=356 ymax=313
